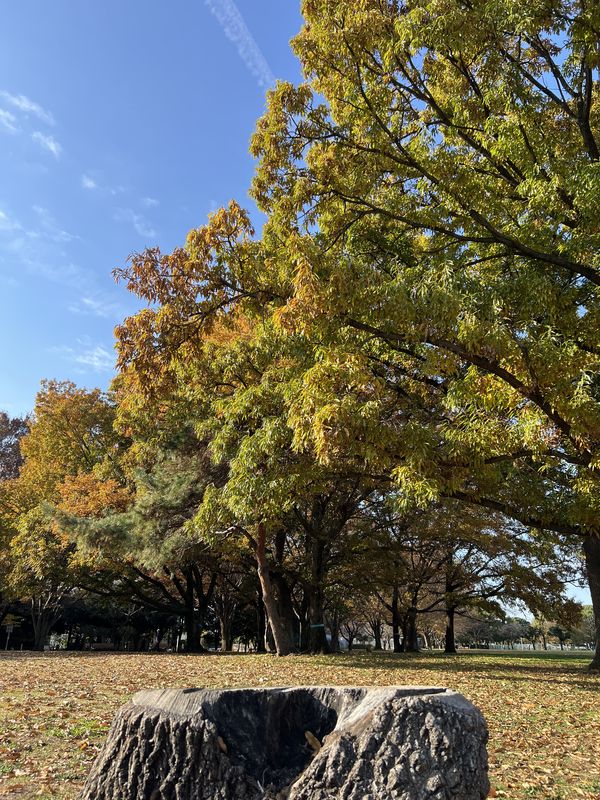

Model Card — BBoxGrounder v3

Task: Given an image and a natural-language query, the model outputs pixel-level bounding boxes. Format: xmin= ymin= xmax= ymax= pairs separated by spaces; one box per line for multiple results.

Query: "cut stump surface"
xmin=80 ymin=685 xmax=489 ymax=799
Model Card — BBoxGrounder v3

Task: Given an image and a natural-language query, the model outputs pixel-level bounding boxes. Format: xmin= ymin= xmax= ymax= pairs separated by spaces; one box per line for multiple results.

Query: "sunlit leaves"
xmin=247 ymin=0 xmax=600 ymax=537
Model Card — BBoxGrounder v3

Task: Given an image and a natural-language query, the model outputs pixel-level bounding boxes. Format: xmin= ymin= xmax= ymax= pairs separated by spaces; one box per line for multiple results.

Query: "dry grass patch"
xmin=0 ymin=649 xmax=598 ymax=799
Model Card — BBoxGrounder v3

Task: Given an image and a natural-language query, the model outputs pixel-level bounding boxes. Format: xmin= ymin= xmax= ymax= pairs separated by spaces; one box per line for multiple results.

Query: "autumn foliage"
xmin=0 ymin=1 xmax=599 ymax=674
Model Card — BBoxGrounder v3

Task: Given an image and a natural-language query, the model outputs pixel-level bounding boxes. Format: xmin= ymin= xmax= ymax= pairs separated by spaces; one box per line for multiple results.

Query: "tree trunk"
xmin=308 ymin=592 xmax=329 ymax=653
xmin=32 ymin=614 xmax=52 ymax=651
xmin=255 ymin=590 xmax=267 ymax=653
xmin=271 ymin=531 xmax=298 ymax=648
xmin=219 ymin=617 xmax=233 ymax=652
xmin=183 ymin=610 xmax=204 ymax=653
xmin=215 ymin=591 xmax=237 ymax=652
xmin=31 ymin=599 xmax=58 ymax=651
xmin=405 ymin=606 xmax=419 ymax=653
xmin=444 ymin=561 xmax=458 ymax=654
xmin=298 ymin=591 xmax=310 ymax=652
xmin=153 ymin=628 xmax=163 ymax=652
xmin=400 ymin=619 xmax=408 ymax=652
xmin=583 ymin=536 xmax=600 ymax=671
xmin=327 ymin=609 xmax=341 ymax=653
xmin=445 ymin=606 xmax=458 ymax=654
xmin=271 ymin=572 xmax=299 ymax=649
xmin=256 ymin=523 xmax=296 ymax=656
xmin=370 ymin=619 xmax=383 ymax=650
xmin=392 ymin=583 xmax=402 ymax=653
xmin=264 ymin=621 xmax=276 ymax=653
xmin=308 ymin=538 xmax=329 ymax=654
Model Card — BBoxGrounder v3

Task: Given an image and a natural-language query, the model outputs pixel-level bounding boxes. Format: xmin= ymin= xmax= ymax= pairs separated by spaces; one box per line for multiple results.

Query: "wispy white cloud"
xmin=205 ymin=0 xmax=275 ymax=89
xmin=0 ymin=209 xmax=22 ymax=232
xmin=49 ymin=342 xmax=115 ymax=372
xmin=0 ymin=91 xmax=55 ymax=126
xmin=81 ymin=172 xmax=126 ymax=196
xmin=37 ymin=261 xmax=86 ymax=287
xmin=32 ymin=205 xmax=78 ymax=243
xmin=0 ymin=109 xmax=18 ymax=133
xmin=114 ymin=207 xmax=156 ymax=239
xmin=0 ymin=206 xmax=87 ymax=288
xmin=74 ymin=345 xmax=114 ymax=371
xmin=68 ymin=295 xmax=126 ymax=319
xmin=141 ymin=196 xmax=159 ymax=208
xmin=81 ymin=174 xmax=97 ymax=190
xmin=0 ymin=92 xmax=60 ymax=163
xmin=5 ymin=237 xmax=87 ymax=286
xmin=32 ymin=131 xmax=62 ymax=159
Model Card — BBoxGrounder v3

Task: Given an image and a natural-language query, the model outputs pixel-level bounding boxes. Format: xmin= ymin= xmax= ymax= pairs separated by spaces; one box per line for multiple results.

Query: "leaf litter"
xmin=0 ymin=649 xmax=598 ymax=799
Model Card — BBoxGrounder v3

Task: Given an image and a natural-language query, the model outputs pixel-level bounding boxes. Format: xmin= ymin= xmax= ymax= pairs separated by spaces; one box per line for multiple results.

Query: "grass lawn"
xmin=0 ymin=649 xmax=598 ymax=799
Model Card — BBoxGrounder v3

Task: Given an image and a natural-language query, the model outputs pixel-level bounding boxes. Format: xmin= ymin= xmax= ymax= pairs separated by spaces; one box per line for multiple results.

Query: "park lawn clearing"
xmin=0 ymin=650 xmax=597 ymax=800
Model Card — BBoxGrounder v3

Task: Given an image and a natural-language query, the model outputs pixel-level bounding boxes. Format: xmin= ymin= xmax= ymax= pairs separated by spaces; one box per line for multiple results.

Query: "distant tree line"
xmin=0 ymin=385 xmax=586 ymax=655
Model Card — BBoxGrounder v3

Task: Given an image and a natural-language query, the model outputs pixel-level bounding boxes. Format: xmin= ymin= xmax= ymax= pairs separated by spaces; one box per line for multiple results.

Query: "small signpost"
xmin=2 ymin=614 xmax=21 ymax=650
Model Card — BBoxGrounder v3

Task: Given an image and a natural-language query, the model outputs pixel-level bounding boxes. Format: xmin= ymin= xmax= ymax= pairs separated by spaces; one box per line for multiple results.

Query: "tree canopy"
xmin=0 ymin=0 xmax=597 ymax=664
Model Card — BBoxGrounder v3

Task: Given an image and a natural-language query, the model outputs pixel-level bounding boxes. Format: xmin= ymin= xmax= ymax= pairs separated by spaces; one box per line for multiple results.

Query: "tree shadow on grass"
xmin=321 ymin=650 xmax=599 ymax=690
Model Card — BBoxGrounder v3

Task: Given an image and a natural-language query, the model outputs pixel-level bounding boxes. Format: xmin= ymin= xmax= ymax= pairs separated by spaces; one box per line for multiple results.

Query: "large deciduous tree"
xmin=248 ymin=0 xmax=600 ymax=668
xmin=1 ymin=382 xmax=123 ymax=648
xmin=113 ymin=208 xmax=379 ymax=655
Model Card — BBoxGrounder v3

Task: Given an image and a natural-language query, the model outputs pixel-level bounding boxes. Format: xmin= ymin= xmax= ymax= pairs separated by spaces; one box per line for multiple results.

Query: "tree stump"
xmin=80 ymin=686 xmax=489 ymax=799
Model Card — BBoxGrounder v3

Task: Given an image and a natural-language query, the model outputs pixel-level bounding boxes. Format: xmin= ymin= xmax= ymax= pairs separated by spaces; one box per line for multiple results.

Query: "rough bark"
xmin=271 ymin=572 xmax=299 ymax=650
xmin=256 ymin=524 xmax=296 ymax=656
xmin=81 ymin=686 xmax=489 ymax=800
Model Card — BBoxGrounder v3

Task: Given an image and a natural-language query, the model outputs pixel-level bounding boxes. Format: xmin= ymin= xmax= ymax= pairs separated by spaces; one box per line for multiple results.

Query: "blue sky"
xmin=0 ymin=0 xmax=303 ymax=416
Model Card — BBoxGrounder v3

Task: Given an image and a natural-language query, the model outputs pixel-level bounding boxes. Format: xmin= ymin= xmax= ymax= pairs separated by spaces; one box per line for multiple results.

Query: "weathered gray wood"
xmin=80 ymin=686 xmax=489 ymax=799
